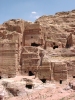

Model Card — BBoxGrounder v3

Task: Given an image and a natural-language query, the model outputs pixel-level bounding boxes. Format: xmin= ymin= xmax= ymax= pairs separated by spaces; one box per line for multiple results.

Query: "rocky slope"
xmin=0 ymin=9 xmax=75 ymax=100
xmin=0 ymin=19 xmax=32 ymax=42
xmin=35 ymin=9 xmax=75 ymax=46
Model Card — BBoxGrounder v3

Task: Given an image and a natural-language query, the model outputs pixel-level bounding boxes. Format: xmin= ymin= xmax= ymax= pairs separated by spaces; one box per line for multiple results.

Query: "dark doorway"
xmin=0 ymin=96 xmax=3 ymax=100
xmin=40 ymin=79 xmax=46 ymax=83
xmin=26 ymin=84 xmax=32 ymax=89
xmin=53 ymin=45 xmax=58 ymax=49
xmin=73 ymin=76 xmax=75 ymax=78
xmin=29 ymin=71 xmax=34 ymax=76
xmin=66 ymin=44 xmax=70 ymax=48
xmin=60 ymin=80 xmax=62 ymax=84
xmin=31 ymin=42 xmax=40 ymax=47
xmin=0 ymin=76 xmax=1 ymax=79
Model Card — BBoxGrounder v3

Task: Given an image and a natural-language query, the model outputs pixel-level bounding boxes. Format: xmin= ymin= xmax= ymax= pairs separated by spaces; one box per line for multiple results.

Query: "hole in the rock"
xmin=21 ymin=42 xmax=22 ymax=45
xmin=29 ymin=71 xmax=34 ymax=76
xmin=26 ymin=84 xmax=32 ymax=89
xmin=24 ymin=71 xmax=26 ymax=73
xmin=8 ymin=75 xmax=12 ymax=78
xmin=0 ymin=96 xmax=3 ymax=100
xmin=40 ymin=79 xmax=46 ymax=83
xmin=66 ymin=44 xmax=70 ymax=48
xmin=31 ymin=36 xmax=33 ymax=38
xmin=60 ymin=80 xmax=62 ymax=84
xmin=31 ymin=42 xmax=40 ymax=47
xmin=0 ymin=76 xmax=2 ymax=79
xmin=73 ymin=76 xmax=75 ymax=78
xmin=53 ymin=45 xmax=58 ymax=49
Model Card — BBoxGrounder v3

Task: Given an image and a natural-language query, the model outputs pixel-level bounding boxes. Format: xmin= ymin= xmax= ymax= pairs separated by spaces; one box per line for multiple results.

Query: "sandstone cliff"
xmin=35 ymin=9 xmax=75 ymax=47
xmin=0 ymin=19 xmax=32 ymax=42
xmin=0 ymin=10 xmax=75 ymax=100
xmin=0 ymin=10 xmax=75 ymax=46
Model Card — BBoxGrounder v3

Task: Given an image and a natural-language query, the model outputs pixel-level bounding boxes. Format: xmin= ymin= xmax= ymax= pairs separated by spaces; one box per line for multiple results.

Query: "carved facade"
xmin=21 ymin=46 xmax=40 ymax=75
xmin=0 ymin=41 xmax=19 ymax=78
xmin=22 ymin=23 xmax=44 ymax=46
xmin=0 ymin=33 xmax=20 ymax=78
xmin=0 ymin=22 xmax=75 ymax=84
xmin=53 ymin=62 xmax=67 ymax=81
xmin=38 ymin=61 xmax=51 ymax=80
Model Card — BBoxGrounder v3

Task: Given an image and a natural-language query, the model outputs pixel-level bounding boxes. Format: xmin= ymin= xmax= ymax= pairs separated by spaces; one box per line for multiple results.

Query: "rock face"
xmin=0 ymin=41 xmax=18 ymax=78
xmin=21 ymin=46 xmax=40 ymax=75
xmin=35 ymin=10 xmax=75 ymax=47
xmin=22 ymin=23 xmax=44 ymax=46
xmin=0 ymin=19 xmax=32 ymax=43
xmin=53 ymin=62 xmax=67 ymax=81
xmin=0 ymin=10 xmax=75 ymax=47
xmin=1 ymin=9 xmax=75 ymax=100
xmin=2 ymin=19 xmax=28 ymax=34
xmin=0 ymin=10 xmax=75 ymax=81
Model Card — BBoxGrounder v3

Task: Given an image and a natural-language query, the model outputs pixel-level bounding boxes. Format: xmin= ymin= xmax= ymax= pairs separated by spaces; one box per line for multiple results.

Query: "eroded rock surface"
xmin=0 ymin=10 xmax=75 ymax=100
xmin=35 ymin=10 xmax=75 ymax=47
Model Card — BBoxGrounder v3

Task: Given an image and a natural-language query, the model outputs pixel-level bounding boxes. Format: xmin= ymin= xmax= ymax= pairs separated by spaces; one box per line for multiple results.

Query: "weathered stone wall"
xmin=21 ymin=46 xmax=40 ymax=75
xmin=53 ymin=62 xmax=67 ymax=81
xmin=22 ymin=59 xmax=39 ymax=75
xmin=45 ymin=40 xmax=62 ymax=49
xmin=0 ymin=41 xmax=19 ymax=78
xmin=22 ymin=23 xmax=44 ymax=46
xmin=23 ymin=33 xmax=41 ymax=46
xmin=67 ymin=60 xmax=75 ymax=77
xmin=67 ymin=62 xmax=73 ymax=76
xmin=21 ymin=46 xmax=39 ymax=56
xmin=21 ymin=46 xmax=74 ymax=82
xmin=71 ymin=61 xmax=75 ymax=77
xmin=0 ymin=19 xmax=74 ymax=82
xmin=25 ymin=23 xmax=40 ymax=30
xmin=38 ymin=62 xmax=51 ymax=80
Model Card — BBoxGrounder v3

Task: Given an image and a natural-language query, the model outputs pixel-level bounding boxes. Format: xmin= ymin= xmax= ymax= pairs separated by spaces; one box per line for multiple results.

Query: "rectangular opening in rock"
xmin=31 ymin=42 xmax=40 ymax=47
xmin=0 ymin=76 xmax=2 ymax=79
xmin=40 ymin=79 xmax=46 ymax=83
xmin=73 ymin=76 xmax=75 ymax=78
xmin=26 ymin=84 xmax=33 ymax=89
xmin=29 ymin=71 xmax=34 ymax=76
xmin=60 ymin=80 xmax=62 ymax=84
xmin=53 ymin=45 xmax=58 ymax=49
